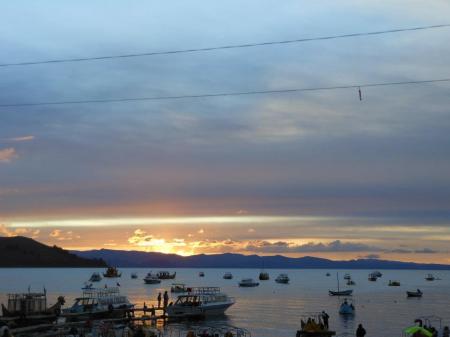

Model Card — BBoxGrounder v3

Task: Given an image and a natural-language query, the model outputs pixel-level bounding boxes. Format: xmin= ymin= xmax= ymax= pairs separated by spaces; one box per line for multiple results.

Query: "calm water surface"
xmin=1 ymin=268 xmax=449 ymax=337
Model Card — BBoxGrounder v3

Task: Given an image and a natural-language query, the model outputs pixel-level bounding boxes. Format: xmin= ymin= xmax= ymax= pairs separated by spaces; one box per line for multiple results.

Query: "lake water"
xmin=1 ymin=268 xmax=449 ymax=337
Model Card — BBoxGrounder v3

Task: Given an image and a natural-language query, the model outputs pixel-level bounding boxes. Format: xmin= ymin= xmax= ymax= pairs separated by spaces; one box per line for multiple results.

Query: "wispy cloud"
xmin=245 ymin=240 xmax=384 ymax=253
xmin=0 ymin=148 xmax=17 ymax=163
xmin=4 ymin=135 xmax=35 ymax=142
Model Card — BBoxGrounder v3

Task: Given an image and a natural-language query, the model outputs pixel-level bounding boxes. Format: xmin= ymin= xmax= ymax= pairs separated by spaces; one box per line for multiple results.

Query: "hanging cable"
xmin=0 ymin=78 xmax=449 ymax=108
xmin=0 ymin=24 xmax=449 ymax=67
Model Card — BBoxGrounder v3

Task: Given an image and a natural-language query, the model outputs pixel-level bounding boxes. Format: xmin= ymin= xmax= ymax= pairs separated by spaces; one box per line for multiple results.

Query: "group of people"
xmin=157 ymin=291 xmax=170 ymax=309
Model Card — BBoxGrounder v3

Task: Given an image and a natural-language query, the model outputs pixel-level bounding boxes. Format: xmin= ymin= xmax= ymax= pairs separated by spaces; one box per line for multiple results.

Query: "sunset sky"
xmin=1 ymin=1 xmax=450 ymax=263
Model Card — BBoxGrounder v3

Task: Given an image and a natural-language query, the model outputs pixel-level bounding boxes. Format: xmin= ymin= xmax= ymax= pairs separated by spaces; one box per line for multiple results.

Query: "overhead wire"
xmin=1 ymin=78 xmax=449 ymax=108
xmin=0 ymin=24 xmax=449 ymax=67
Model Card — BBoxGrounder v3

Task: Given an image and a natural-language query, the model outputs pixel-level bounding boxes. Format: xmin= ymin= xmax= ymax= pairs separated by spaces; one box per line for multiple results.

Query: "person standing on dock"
xmin=157 ymin=292 xmax=162 ymax=308
xmin=321 ymin=311 xmax=330 ymax=329
xmin=163 ymin=290 xmax=169 ymax=308
xmin=356 ymin=324 xmax=366 ymax=337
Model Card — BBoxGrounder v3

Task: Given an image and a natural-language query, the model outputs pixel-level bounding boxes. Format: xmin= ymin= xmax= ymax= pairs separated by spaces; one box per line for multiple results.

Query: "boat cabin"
xmin=68 ymin=287 xmax=130 ymax=312
xmin=173 ymin=287 xmax=232 ymax=307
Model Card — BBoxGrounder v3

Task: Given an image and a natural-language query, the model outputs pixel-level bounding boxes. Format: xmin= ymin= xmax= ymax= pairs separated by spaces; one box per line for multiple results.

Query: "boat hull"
xmin=144 ymin=279 xmax=161 ymax=284
xmin=406 ymin=291 xmax=422 ymax=298
xmin=62 ymin=308 xmax=129 ymax=322
xmin=239 ymin=283 xmax=259 ymax=287
xmin=166 ymin=302 xmax=234 ymax=319
xmin=328 ymin=290 xmax=353 ymax=296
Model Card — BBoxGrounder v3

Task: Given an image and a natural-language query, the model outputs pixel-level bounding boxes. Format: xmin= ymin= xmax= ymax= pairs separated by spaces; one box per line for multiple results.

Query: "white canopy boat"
xmin=171 ymin=283 xmax=190 ymax=293
xmin=275 ymin=273 xmax=290 ymax=284
xmin=144 ymin=272 xmax=161 ymax=284
xmin=62 ymin=287 xmax=133 ymax=322
xmin=223 ymin=272 xmax=233 ymax=279
xmin=166 ymin=287 xmax=234 ymax=318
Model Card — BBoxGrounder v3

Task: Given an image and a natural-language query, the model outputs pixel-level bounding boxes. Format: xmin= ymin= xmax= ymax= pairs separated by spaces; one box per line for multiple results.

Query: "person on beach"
xmin=321 ymin=311 xmax=330 ymax=329
xmin=163 ymin=291 xmax=169 ymax=308
xmin=356 ymin=324 xmax=366 ymax=337
xmin=157 ymin=292 xmax=162 ymax=308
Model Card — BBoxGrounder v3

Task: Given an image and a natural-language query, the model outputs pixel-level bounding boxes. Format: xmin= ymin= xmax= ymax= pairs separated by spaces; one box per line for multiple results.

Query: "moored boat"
xmin=368 ymin=273 xmax=377 ymax=281
xmin=425 ymin=274 xmax=435 ymax=281
xmin=343 ymin=273 xmax=351 ymax=280
xmin=372 ymin=271 xmax=382 ymax=277
xmin=89 ymin=272 xmax=102 ymax=282
xmin=61 ymin=287 xmax=133 ymax=322
xmin=131 ymin=272 xmax=138 ymax=279
xmin=239 ymin=278 xmax=259 ymax=287
xmin=329 ymin=272 xmax=352 ymax=296
xmin=103 ymin=267 xmax=121 ymax=278
xmin=388 ymin=280 xmax=401 ymax=286
xmin=346 ymin=279 xmax=356 ymax=286
xmin=144 ymin=272 xmax=161 ymax=284
xmin=275 ymin=273 xmax=290 ymax=284
xmin=166 ymin=287 xmax=234 ymax=319
xmin=338 ymin=298 xmax=355 ymax=315
xmin=223 ymin=272 xmax=233 ymax=279
xmin=259 ymin=271 xmax=270 ymax=280
xmin=328 ymin=289 xmax=353 ymax=296
xmin=157 ymin=271 xmax=176 ymax=279
xmin=171 ymin=283 xmax=190 ymax=293
xmin=199 ymin=272 xmax=205 ymax=277
xmin=407 ymin=289 xmax=423 ymax=298
xmin=1 ymin=290 xmax=65 ymax=326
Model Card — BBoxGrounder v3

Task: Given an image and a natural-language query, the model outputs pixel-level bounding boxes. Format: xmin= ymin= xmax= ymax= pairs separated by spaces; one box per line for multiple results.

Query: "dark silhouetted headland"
xmin=0 ymin=236 xmax=107 ymax=267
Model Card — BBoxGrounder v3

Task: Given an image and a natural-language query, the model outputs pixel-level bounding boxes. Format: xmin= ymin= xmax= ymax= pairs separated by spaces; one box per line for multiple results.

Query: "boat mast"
xmin=337 ymin=272 xmax=340 ymax=292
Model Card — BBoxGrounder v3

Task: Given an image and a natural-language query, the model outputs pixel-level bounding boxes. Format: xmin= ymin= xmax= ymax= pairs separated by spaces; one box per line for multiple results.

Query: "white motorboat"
xmin=144 ymin=272 xmax=161 ymax=284
xmin=223 ymin=272 xmax=233 ymax=279
xmin=89 ymin=272 xmax=102 ymax=282
xmin=275 ymin=273 xmax=290 ymax=284
xmin=62 ymin=287 xmax=133 ymax=322
xmin=166 ymin=287 xmax=234 ymax=318
xmin=238 ymin=278 xmax=259 ymax=287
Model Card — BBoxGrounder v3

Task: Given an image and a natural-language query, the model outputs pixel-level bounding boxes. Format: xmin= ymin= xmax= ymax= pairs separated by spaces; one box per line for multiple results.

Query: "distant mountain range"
xmin=0 ymin=236 xmax=107 ymax=267
xmin=73 ymin=248 xmax=450 ymax=270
